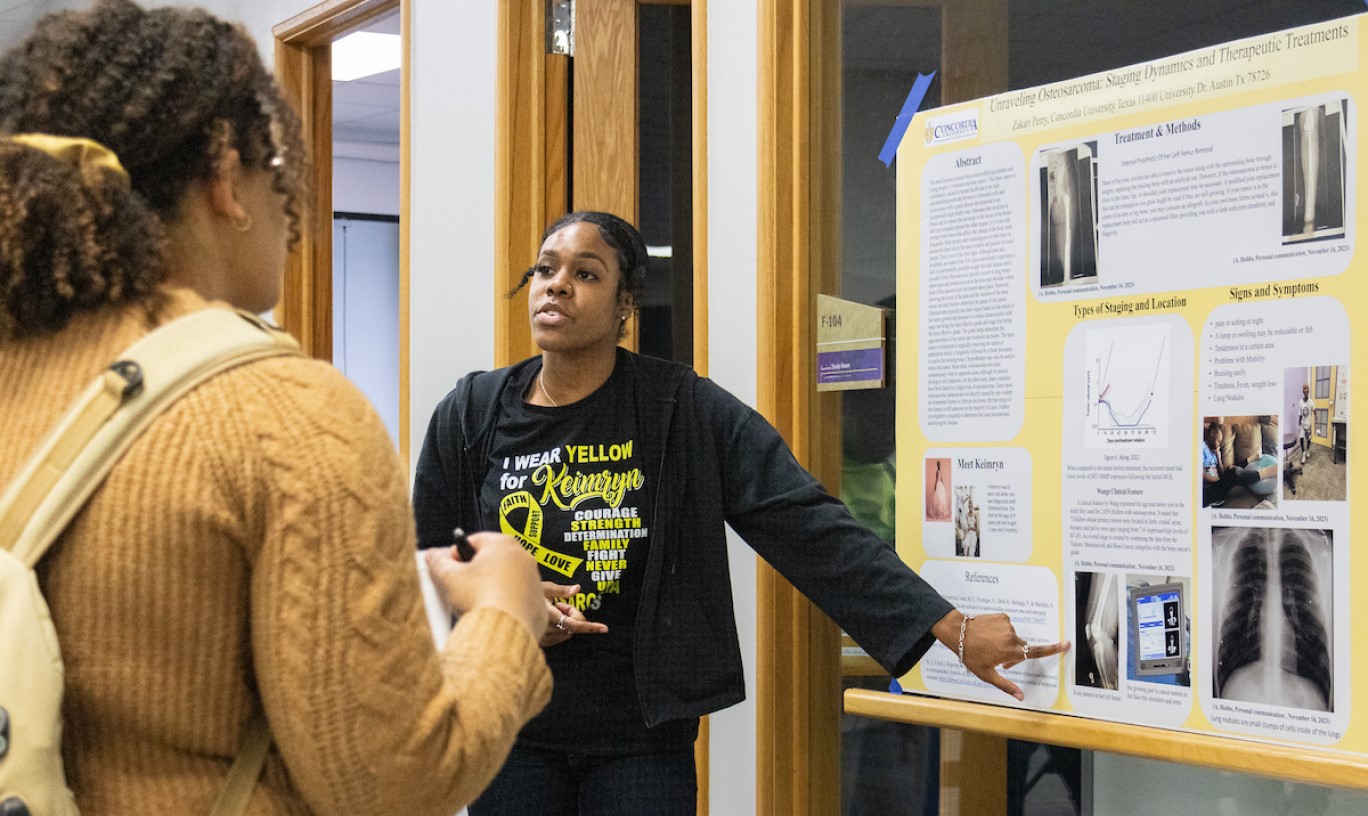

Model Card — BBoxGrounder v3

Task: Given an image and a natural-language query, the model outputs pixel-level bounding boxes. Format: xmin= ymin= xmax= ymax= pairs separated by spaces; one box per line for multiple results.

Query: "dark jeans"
xmin=1203 ymin=465 xmax=1260 ymax=506
xmin=469 ymin=744 xmax=697 ymax=816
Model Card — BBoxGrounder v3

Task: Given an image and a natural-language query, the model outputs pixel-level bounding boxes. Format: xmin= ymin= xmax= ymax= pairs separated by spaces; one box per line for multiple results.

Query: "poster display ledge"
xmin=844 ymin=689 xmax=1368 ymax=791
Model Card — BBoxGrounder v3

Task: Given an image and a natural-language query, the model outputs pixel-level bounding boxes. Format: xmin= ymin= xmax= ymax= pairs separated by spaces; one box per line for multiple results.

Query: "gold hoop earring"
xmin=234 ymin=213 xmax=253 ymax=233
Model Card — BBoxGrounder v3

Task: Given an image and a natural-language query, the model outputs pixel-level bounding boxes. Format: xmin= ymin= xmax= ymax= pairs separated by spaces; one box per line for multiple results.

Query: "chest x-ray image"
xmin=1212 ymin=526 xmax=1334 ymax=712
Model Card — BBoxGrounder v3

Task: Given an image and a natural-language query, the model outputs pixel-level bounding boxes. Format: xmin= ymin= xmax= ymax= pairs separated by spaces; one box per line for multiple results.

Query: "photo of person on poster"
xmin=1283 ymin=367 xmax=1347 ymax=501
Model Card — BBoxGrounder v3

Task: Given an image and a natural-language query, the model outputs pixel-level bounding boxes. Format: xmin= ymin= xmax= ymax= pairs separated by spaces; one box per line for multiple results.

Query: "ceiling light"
xmin=332 ymin=32 xmax=401 ymax=82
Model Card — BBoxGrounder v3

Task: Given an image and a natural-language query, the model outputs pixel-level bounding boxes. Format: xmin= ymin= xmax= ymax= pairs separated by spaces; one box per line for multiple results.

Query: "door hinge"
xmin=546 ymin=0 xmax=575 ymax=56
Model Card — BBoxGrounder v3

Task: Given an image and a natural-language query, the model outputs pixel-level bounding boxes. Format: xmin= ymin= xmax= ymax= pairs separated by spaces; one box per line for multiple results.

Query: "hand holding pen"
xmin=422 ymin=529 xmax=545 ymax=640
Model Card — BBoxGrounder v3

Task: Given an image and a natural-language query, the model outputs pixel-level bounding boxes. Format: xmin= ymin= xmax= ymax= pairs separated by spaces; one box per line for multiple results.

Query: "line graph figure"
xmin=1085 ymin=324 xmax=1170 ymax=449
xmin=1098 ymin=343 xmax=1163 ymax=428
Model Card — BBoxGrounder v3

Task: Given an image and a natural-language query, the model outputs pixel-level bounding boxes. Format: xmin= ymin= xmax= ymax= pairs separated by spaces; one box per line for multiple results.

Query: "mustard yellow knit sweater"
xmin=0 ymin=291 xmax=551 ymax=815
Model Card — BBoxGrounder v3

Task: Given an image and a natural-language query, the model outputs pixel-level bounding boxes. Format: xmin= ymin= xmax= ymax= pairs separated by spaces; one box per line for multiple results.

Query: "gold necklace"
xmin=538 ymin=370 xmax=559 ymax=407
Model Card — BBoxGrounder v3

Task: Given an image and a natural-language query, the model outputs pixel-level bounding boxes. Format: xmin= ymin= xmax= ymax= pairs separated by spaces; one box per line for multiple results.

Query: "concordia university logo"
xmin=924 ymin=110 xmax=980 ymax=146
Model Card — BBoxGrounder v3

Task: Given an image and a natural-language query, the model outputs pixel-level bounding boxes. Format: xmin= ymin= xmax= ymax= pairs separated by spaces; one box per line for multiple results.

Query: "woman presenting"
xmin=413 ymin=211 xmax=1068 ymax=815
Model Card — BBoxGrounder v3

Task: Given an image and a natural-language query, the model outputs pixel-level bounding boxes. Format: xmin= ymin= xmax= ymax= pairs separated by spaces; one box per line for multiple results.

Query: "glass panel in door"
xmin=837 ymin=6 xmax=940 ymax=814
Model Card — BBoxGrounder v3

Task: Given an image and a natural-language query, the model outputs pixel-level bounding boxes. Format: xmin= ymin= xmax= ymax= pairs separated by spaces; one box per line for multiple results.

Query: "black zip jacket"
xmin=413 ymin=348 xmax=954 ymax=727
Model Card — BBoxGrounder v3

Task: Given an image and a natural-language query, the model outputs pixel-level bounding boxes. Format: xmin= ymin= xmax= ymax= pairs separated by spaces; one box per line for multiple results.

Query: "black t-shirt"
xmin=481 ymin=361 xmax=698 ymax=754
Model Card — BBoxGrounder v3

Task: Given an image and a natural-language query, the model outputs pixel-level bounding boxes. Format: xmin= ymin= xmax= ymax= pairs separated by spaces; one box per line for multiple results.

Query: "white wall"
xmin=706 ymin=2 xmax=760 ymax=813
xmin=30 ymin=1 xmax=314 ymax=62
xmin=393 ymin=45 xmax=494 ymax=816
xmin=335 ymin=153 xmax=401 ymax=216
xmin=407 ymin=0 xmax=497 ymax=471
xmin=333 ymin=216 xmax=400 ymax=443
xmin=105 ymin=0 xmax=310 ymax=63
xmin=332 ymin=148 xmax=401 ymax=447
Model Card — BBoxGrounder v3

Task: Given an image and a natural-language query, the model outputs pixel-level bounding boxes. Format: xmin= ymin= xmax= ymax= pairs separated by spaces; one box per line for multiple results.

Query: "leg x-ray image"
xmin=1281 ymin=100 xmax=1348 ymax=244
xmin=1212 ymin=527 xmax=1334 ymax=711
xmin=1039 ymin=142 xmax=1100 ymax=287
xmin=1076 ymin=571 xmax=1120 ymax=690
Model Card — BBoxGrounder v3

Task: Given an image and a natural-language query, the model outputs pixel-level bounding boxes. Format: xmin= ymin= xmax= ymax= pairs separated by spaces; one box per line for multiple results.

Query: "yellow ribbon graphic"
xmin=499 ymin=490 xmax=584 ymax=578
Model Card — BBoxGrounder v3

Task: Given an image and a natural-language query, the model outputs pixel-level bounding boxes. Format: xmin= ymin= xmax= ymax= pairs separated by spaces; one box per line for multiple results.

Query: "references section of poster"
xmin=897 ymin=14 xmax=1363 ymax=758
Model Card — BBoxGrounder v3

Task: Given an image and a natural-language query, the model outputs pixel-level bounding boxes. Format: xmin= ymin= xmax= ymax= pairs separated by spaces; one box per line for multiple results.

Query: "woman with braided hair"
xmin=0 ymin=1 xmax=552 ymax=813
xmin=413 ymin=210 xmax=1070 ymax=815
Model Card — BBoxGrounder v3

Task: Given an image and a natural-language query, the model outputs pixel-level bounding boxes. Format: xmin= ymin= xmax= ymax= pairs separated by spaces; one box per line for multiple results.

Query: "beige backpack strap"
xmin=0 ymin=308 xmax=297 ymax=815
xmin=0 ymin=308 xmax=300 ymax=568
xmin=0 ymin=368 xmax=129 ymax=558
xmin=208 ymin=713 xmax=272 ymax=816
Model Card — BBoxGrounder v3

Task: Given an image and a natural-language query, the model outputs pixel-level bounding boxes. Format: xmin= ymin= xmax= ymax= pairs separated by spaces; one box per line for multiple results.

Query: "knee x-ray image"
xmin=1075 ymin=571 xmax=1119 ymax=690
xmin=1212 ymin=527 xmax=1334 ymax=711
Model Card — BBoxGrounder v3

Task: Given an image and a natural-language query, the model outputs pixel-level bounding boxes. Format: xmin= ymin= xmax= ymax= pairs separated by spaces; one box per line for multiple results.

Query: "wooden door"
xmin=1312 ymin=366 xmax=1334 ymax=448
xmin=499 ymin=0 xmax=700 ymax=365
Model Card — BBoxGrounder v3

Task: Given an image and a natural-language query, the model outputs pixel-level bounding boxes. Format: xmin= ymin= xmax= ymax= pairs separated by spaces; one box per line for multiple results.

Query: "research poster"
xmin=897 ymin=15 xmax=1365 ymax=756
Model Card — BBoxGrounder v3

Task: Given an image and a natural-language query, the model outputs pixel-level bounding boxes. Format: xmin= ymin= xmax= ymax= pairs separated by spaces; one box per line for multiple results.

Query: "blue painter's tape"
xmin=878 ymin=71 xmax=936 ymax=167
xmin=888 ymin=677 xmax=904 ymax=694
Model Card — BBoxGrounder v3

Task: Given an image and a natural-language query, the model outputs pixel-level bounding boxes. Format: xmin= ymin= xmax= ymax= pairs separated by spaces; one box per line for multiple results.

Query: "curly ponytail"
xmin=0 ymin=0 xmax=305 ymax=339
xmin=0 ymin=139 xmax=166 ymax=339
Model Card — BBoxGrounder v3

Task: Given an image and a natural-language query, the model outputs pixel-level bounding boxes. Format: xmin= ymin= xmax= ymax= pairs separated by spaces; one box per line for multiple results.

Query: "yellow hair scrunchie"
xmin=6 ymin=133 xmax=129 ymax=178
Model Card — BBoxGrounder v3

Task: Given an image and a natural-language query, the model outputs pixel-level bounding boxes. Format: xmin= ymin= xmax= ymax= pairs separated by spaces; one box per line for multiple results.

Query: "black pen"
xmin=452 ymin=527 xmax=476 ymax=561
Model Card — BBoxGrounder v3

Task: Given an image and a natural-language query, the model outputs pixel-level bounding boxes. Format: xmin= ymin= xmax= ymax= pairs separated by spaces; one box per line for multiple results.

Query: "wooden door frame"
xmin=496 ymin=0 xmax=565 ymax=367
xmin=758 ymin=2 xmax=842 ymax=812
xmin=758 ymin=1 xmax=1006 ymax=814
xmin=1311 ymin=368 xmax=1333 ymax=447
xmin=274 ymin=0 xmax=410 ymax=457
